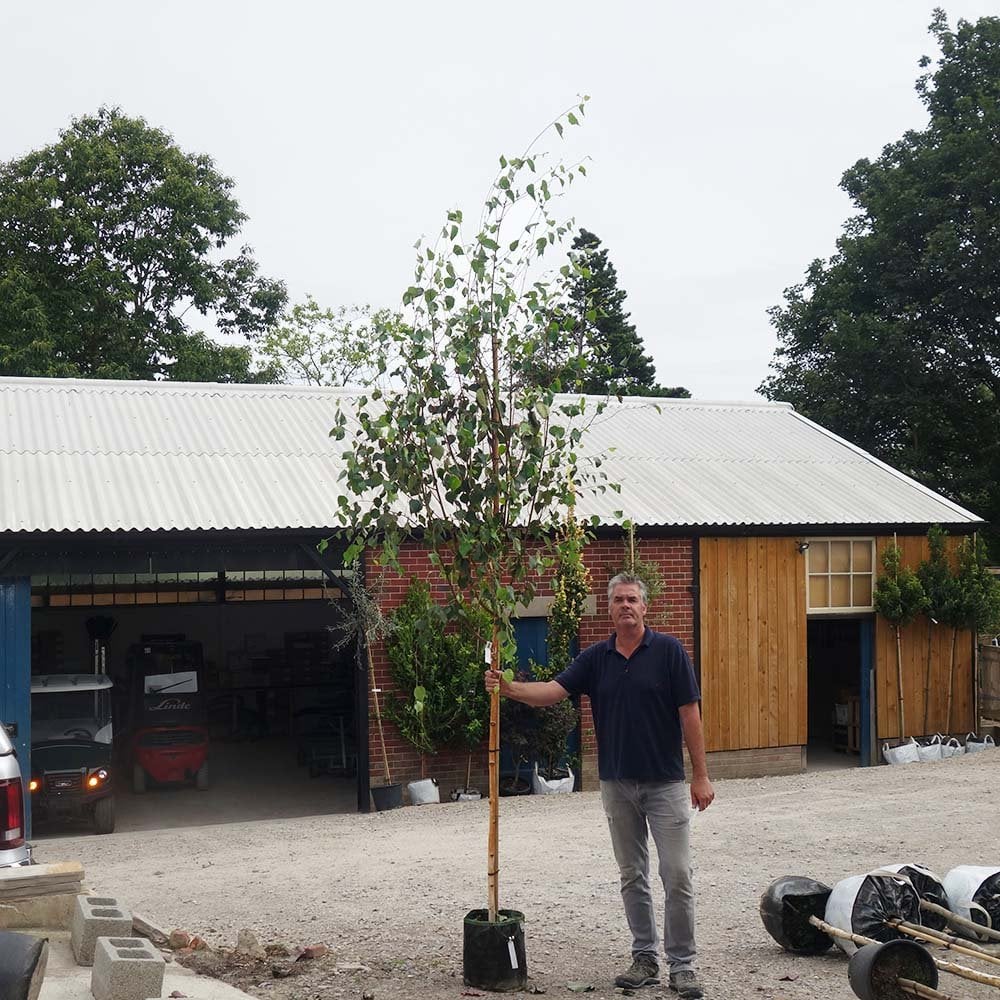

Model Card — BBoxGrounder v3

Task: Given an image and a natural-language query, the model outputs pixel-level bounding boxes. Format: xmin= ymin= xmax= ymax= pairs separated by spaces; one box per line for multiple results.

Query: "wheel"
xmin=93 ymin=796 xmax=115 ymax=834
xmin=195 ymin=761 xmax=209 ymax=790
xmin=132 ymin=763 xmax=146 ymax=794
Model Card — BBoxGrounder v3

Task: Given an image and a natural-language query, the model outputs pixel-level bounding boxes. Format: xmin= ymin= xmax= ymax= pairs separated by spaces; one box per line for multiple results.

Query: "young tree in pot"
xmin=526 ymin=659 xmax=579 ymax=791
xmin=940 ymin=536 xmax=1000 ymax=732
xmin=332 ymin=102 xmax=610 ymax=987
xmin=917 ymin=525 xmax=961 ymax=732
xmin=873 ymin=541 xmax=928 ymax=738
xmin=499 ymin=675 xmax=536 ymax=796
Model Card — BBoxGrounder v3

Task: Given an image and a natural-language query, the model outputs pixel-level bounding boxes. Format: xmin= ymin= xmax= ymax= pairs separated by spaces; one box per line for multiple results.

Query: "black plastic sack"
xmin=463 ymin=909 xmax=528 ymax=992
xmin=890 ymin=865 xmax=949 ymax=932
xmin=972 ymin=871 xmax=1000 ymax=928
xmin=759 ymin=876 xmax=834 ymax=955
xmin=827 ymin=873 xmax=921 ymax=949
xmin=0 ymin=931 xmax=49 ymax=1000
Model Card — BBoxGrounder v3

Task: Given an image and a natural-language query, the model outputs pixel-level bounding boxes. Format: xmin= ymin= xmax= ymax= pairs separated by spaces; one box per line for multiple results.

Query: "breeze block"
xmin=91 ymin=937 xmax=165 ymax=1000
xmin=71 ymin=896 xmax=133 ymax=966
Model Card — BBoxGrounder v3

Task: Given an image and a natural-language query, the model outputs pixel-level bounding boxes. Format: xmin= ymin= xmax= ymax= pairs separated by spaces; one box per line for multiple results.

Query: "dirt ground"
xmin=35 ymin=752 xmax=1000 ymax=1000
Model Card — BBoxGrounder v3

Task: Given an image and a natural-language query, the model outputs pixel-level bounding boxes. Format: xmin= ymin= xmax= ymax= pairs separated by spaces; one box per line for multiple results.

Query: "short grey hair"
xmin=607 ymin=572 xmax=649 ymax=605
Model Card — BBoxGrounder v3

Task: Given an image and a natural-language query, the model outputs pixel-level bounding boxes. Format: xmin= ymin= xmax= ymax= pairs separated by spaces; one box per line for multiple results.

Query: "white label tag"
xmin=484 ymin=644 xmax=492 ymax=665
xmin=508 ymin=937 xmax=518 ymax=969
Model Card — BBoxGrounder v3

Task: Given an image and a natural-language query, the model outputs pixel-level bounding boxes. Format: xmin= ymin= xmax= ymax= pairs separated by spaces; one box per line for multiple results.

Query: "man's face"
xmin=609 ymin=583 xmax=647 ymax=631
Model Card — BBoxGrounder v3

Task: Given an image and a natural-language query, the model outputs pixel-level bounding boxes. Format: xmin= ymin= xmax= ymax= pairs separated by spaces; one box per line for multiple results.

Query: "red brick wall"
xmin=363 ymin=537 xmax=697 ymax=801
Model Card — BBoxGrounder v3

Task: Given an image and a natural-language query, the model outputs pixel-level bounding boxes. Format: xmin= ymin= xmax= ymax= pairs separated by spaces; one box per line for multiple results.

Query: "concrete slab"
xmin=36 ymin=931 xmax=257 ymax=1000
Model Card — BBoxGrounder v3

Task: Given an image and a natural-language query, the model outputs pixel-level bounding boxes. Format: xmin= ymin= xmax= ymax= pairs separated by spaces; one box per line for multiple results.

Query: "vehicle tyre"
xmin=195 ymin=761 xmax=209 ymax=791
xmin=93 ymin=796 xmax=115 ymax=834
xmin=132 ymin=764 xmax=146 ymax=794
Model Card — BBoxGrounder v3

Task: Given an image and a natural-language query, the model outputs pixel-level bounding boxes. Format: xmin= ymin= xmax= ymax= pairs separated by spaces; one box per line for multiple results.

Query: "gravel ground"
xmin=35 ymin=752 xmax=1000 ymax=1000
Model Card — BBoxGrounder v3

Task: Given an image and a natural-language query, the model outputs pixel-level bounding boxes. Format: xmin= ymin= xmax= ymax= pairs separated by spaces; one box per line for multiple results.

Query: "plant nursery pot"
xmin=498 ymin=776 xmax=531 ymax=797
xmin=463 ymin=909 xmax=528 ymax=992
xmin=847 ymin=940 xmax=938 ymax=1000
xmin=370 ymin=782 xmax=403 ymax=812
xmin=406 ymin=777 xmax=440 ymax=805
xmin=0 ymin=931 xmax=49 ymax=1000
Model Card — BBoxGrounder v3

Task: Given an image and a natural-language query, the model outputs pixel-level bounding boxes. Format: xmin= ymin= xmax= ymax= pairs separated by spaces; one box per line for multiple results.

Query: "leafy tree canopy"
xmin=0 ymin=107 xmax=286 ymax=381
xmin=759 ymin=12 xmax=1000 ymax=541
xmin=257 ymin=296 xmax=404 ymax=387
xmin=532 ymin=228 xmax=689 ymax=397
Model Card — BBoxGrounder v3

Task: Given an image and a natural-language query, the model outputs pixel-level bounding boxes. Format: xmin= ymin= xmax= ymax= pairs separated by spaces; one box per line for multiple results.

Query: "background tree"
xmin=759 ymin=12 xmax=1000 ymax=548
xmin=258 ymin=296 xmax=404 ymax=386
xmin=531 ymin=228 xmax=689 ymax=397
xmin=0 ymin=107 xmax=285 ymax=381
xmin=332 ymin=101 xmax=612 ymax=920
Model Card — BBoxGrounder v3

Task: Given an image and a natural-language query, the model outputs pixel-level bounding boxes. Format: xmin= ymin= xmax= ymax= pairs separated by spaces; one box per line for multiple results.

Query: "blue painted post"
xmin=0 ymin=578 xmax=32 ymax=835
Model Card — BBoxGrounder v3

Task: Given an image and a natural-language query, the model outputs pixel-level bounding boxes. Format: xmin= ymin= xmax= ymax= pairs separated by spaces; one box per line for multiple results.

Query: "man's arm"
xmin=679 ymin=701 xmax=715 ymax=811
xmin=484 ymin=669 xmax=570 ymax=707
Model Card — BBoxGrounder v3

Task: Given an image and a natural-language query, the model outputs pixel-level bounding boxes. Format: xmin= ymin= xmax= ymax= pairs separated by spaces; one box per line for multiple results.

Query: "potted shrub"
xmin=448 ymin=610 xmax=491 ymax=801
xmin=527 ymin=660 xmax=579 ymax=794
xmin=499 ymin=676 xmax=535 ymax=796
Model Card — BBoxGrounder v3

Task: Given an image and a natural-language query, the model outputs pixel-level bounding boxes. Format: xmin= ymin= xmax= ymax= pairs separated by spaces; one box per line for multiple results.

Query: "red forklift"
xmin=125 ymin=636 xmax=209 ymax=793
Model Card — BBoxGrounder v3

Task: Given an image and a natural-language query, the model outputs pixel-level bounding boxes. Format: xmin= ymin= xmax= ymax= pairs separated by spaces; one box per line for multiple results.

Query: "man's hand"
xmin=690 ymin=775 xmax=715 ymax=811
xmin=484 ymin=668 xmax=504 ymax=695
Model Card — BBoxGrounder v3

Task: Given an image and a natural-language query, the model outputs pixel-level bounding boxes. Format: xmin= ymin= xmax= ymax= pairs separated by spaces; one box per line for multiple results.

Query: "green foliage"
xmin=874 ymin=542 xmax=929 ymax=628
xmin=0 ymin=107 xmax=286 ymax=381
xmin=530 ymin=228 xmax=689 ymax=397
xmin=613 ymin=521 xmax=664 ymax=603
xmin=758 ymin=13 xmax=1000 ymax=551
xmin=258 ymin=296 xmax=406 ymax=386
xmin=499 ymin=672 xmax=536 ymax=783
xmin=383 ymin=580 xmax=486 ymax=758
xmin=918 ymin=525 xmax=961 ymax=624
xmin=547 ymin=509 xmax=591 ymax=674
xmin=951 ymin=535 xmax=1000 ymax=635
xmin=332 ymin=100 xmax=615 ymax=653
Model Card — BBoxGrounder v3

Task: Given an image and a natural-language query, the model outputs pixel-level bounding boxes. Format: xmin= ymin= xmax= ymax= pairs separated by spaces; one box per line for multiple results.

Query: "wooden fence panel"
xmin=700 ymin=537 xmax=807 ymax=751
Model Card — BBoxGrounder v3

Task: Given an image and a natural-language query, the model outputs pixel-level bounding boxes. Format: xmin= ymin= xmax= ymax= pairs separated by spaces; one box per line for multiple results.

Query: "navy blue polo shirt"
xmin=555 ymin=628 xmax=700 ymax=782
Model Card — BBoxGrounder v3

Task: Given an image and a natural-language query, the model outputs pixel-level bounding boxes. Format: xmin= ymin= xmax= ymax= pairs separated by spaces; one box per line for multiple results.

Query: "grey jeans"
xmin=600 ymin=779 xmax=695 ymax=972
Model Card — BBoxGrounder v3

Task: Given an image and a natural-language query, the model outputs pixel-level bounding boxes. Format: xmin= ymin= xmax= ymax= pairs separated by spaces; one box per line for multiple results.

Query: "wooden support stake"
xmin=487 ymin=631 xmax=500 ymax=922
xmin=920 ymin=899 xmax=1000 ymax=945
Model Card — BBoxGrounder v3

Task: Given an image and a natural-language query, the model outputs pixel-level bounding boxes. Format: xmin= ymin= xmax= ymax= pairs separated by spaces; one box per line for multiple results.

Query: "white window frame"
xmin=804 ymin=537 xmax=876 ymax=615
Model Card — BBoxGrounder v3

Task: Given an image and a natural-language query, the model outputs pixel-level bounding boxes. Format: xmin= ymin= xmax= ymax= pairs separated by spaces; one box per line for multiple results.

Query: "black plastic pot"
xmin=463 ymin=908 xmax=528 ymax=992
xmin=498 ymin=776 xmax=531 ymax=797
xmin=370 ymin=782 xmax=403 ymax=812
xmin=759 ymin=875 xmax=834 ymax=955
xmin=847 ymin=940 xmax=938 ymax=1000
xmin=0 ymin=931 xmax=49 ymax=1000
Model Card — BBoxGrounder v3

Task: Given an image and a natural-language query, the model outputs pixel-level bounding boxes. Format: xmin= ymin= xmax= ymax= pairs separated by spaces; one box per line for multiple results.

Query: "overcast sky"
xmin=4 ymin=2 xmax=994 ymax=400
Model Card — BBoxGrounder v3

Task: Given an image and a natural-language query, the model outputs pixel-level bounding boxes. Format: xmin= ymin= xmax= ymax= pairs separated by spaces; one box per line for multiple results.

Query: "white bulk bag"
xmin=939 ymin=736 xmax=965 ymax=759
xmin=916 ymin=735 xmax=943 ymax=763
xmin=965 ymin=733 xmax=997 ymax=754
xmin=824 ymin=873 xmax=922 ymax=956
xmin=883 ymin=738 xmax=920 ymax=765
xmin=407 ymin=777 xmax=440 ymax=805
xmin=531 ymin=764 xmax=574 ymax=795
xmin=943 ymin=866 xmax=1000 ymax=931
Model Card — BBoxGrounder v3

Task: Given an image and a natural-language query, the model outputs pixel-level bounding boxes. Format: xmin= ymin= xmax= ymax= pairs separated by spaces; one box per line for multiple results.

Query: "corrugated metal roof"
xmin=0 ymin=376 xmax=981 ymax=534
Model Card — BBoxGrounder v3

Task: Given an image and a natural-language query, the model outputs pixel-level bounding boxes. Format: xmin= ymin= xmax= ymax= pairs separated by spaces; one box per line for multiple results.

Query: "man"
xmin=485 ymin=572 xmax=714 ymax=998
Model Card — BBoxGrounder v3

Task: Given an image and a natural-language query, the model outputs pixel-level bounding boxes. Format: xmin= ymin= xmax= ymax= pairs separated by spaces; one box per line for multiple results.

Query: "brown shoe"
xmin=669 ymin=969 xmax=704 ymax=999
xmin=614 ymin=955 xmax=660 ymax=989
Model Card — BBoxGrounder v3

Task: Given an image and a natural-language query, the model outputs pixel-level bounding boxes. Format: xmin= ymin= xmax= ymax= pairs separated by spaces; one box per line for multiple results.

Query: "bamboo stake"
xmin=487 ymin=629 xmax=500 ymax=922
xmin=946 ymin=627 xmax=958 ymax=734
xmin=896 ymin=624 xmax=907 ymax=737
xmin=921 ymin=899 xmax=1000 ymax=944
xmin=898 ymin=978 xmax=960 ymax=1000
xmin=367 ymin=646 xmax=392 ymax=785
xmin=889 ymin=920 xmax=1000 ymax=966
xmin=807 ymin=916 xmax=1000 ymax=990
xmin=923 ymin=624 xmax=934 ymax=734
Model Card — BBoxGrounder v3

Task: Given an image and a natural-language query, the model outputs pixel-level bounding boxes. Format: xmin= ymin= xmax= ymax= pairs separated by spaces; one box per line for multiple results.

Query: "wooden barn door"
xmin=699 ymin=538 xmax=808 ymax=751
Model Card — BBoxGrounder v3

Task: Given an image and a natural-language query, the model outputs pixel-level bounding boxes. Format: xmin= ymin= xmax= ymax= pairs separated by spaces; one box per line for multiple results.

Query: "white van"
xmin=0 ymin=724 xmax=32 ymax=868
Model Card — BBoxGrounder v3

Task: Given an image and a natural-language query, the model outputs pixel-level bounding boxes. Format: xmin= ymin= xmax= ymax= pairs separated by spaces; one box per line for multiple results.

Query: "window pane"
xmin=809 ymin=576 xmax=829 ymax=608
xmin=853 ymin=575 xmax=873 ymax=607
xmin=830 ymin=541 xmax=851 ymax=573
xmin=831 ymin=574 xmax=851 ymax=607
xmin=852 ymin=541 xmax=873 ymax=573
xmin=808 ymin=543 xmax=829 ymax=573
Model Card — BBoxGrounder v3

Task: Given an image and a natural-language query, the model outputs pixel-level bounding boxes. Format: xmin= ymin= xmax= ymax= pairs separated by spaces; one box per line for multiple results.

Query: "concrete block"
xmin=71 ymin=896 xmax=132 ymax=966
xmin=91 ymin=937 xmax=165 ymax=1000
